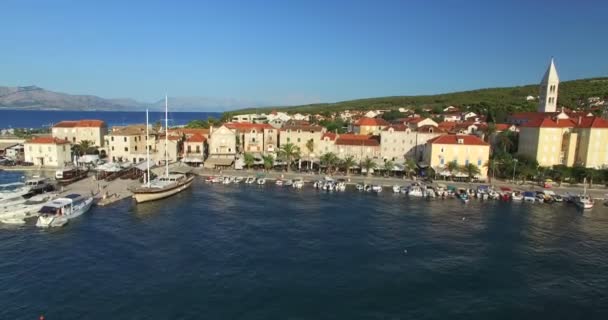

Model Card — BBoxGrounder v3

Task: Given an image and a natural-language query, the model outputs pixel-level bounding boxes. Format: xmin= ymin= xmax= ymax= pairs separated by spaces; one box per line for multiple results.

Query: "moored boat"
xmin=392 ymin=185 xmax=401 ymax=193
xmin=292 ymin=178 xmax=304 ymax=189
xmin=55 ymin=167 xmax=89 ymax=185
xmin=0 ymin=193 xmax=58 ymax=222
xmin=36 ymin=194 xmax=94 ymax=228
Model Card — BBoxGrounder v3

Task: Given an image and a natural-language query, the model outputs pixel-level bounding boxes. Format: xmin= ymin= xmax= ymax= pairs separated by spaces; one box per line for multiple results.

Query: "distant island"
xmin=1 ymin=77 xmax=607 ymax=114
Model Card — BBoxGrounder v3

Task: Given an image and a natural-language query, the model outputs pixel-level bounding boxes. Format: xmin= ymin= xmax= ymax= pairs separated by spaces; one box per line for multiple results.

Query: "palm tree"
xmin=73 ymin=140 xmax=96 ymax=156
xmin=262 ymin=154 xmax=274 ymax=172
xmin=341 ymin=155 xmax=357 ymax=176
xmin=243 ymin=152 xmax=255 ymax=170
xmin=446 ymin=160 xmax=459 ymax=180
xmin=496 ymin=131 xmax=514 ymax=153
xmin=483 ymin=159 xmax=501 ymax=182
xmin=485 ymin=122 xmax=497 ymax=143
xmin=361 ymin=157 xmax=376 ymax=176
xmin=404 ymin=158 xmax=417 ymax=179
xmin=461 ymin=163 xmax=481 ymax=182
xmin=277 ymin=143 xmax=301 ymax=172
xmin=320 ymin=152 xmax=339 ymax=174
xmin=383 ymin=160 xmax=394 ymax=177
xmin=305 ymin=139 xmax=315 ymax=171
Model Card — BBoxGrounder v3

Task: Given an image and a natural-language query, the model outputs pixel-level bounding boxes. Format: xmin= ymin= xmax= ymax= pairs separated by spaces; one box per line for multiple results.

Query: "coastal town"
xmin=0 ymin=59 xmax=607 ymax=222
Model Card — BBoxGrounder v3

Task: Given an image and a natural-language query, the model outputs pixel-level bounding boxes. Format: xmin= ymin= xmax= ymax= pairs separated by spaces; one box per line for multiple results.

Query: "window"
xmin=124 ymin=147 xmax=128 ymax=152
xmin=195 ymin=146 xmax=200 ymax=153
xmin=440 ymin=159 xmax=444 ymax=165
xmin=111 ymin=146 xmax=114 ymax=151
xmin=134 ymin=146 xmax=138 ymax=151
xmin=123 ymin=137 xmax=127 ymax=142
xmin=297 ymin=138 xmax=301 ymax=143
xmin=287 ymin=138 xmax=290 ymax=142
xmin=187 ymin=146 xmax=192 ymax=153
xmin=111 ymin=137 xmax=114 ymax=142
xmin=465 ymin=159 xmax=469 ymax=165
xmin=252 ymin=137 xmax=256 ymax=142
xmin=477 ymin=160 xmax=482 ymax=166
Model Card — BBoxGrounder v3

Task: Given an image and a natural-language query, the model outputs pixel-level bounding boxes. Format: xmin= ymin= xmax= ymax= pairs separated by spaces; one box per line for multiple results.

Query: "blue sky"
xmin=1 ymin=0 xmax=607 ymax=107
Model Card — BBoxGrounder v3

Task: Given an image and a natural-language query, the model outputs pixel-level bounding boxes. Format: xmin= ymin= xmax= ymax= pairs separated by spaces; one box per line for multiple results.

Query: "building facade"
xmin=279 ymin=124 xmax=324 ymax=159
xmin=424 ymin=135 xmax=490 ymax=178
xmin=24 ymin=137 xmax=72 ymax=168
xmin=105 ymin=126 xmax=156 ymax=163
xmin=52 ymin=120 xmax=108 ymax=147
xmin=353 ymin=117 xmax=389 ymax=135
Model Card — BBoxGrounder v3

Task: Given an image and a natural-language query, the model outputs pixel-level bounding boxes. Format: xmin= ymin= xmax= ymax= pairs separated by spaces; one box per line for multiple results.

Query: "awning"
xmin=205 ymin=157 xmax=234 ymax=166
xmin=182 ymin=157 xmax=203 ymax=163
xmin=135 ymin=159 xmax=154 ymax=170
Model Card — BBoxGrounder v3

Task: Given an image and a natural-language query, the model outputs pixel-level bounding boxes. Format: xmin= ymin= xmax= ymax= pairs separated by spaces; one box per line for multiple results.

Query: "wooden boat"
xmin=55 ymin=167 xmax=89 ymax=185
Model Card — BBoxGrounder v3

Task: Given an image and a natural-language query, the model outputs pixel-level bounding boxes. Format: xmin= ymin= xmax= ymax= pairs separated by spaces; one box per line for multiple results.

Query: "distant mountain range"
xmin=0 ymin=86 xmax=258 ymax=112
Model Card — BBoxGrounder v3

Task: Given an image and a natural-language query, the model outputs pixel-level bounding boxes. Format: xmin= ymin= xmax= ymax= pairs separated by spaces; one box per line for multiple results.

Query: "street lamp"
xmin=512 ymin=159 xmax=518 ymax=182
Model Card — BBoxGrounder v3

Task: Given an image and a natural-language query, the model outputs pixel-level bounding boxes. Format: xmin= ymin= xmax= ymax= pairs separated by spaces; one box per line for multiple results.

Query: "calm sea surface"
xmin=0 ymin=110 xmax=221 ymax=129
xmin=0 ymin=171 xmax=607 ymax=319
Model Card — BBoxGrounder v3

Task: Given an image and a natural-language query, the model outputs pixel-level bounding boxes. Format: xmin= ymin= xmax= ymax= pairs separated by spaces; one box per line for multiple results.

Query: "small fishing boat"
xmin=55 ymin=166 xmax=89 ymax=185
xmin=284 ymin=179 xmax=293 ymax=187
xmin=36 ymin=194 xmax=94 ymax=228
xmin=523 ymin=191 xmax=536 ymax=203
xmin=371 ymin=185 xmax=382 ymax=193
xmin=511 ymin=191 xmax=523 ymax=201
xmin=458 ymin=192 xmax=469 ymax=203
xmin=407 ymin=185 xmax=424 ymax=197
xmin=336 ymin=181 xmax=346 ymax=191
xmin=355 ymin=184 xmax=364 ymax=191
xmin=292 ymin=178 xmax=304 ymax=189
xmin=256 ymin=178 xmax=266 ymax=185
xmin=392 ymin=185 xmax=401 ymax=193
xmin=234 ymin=176 xmax=244 ymax=183
xmin=575 ymin=194 xmax=594 ymax=209
xmin=0 ymin=193 xmax=58 ymax=222
xmin=245 ymin=176 xmax=255 ymax=184
xmin=275 ymin=179 xmax=284 ymax=186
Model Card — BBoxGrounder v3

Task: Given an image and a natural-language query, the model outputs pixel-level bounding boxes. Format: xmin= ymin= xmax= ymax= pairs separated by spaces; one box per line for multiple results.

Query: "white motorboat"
xmin=24 ymin=177 xmax=54 ymax=195
xmin=355 ymin=184 xmax=364 ymax=191
xmin=511 ymin=191 xmax=523 ymax=201
xmin=222 ymin=176 xmax=232 ymax=184
xmin=36 ymin=194 xmax=94 ymax=228
xmin=523 ymin=191 xmax=536 ymax=202
xmin=392 ymin=185 xmax=401 ymax=193
xmin=132 ymin=104 xmax=194 ymax=204
xmin=0 ymin=182 xmax=31 ymax=204
xmin=292 ymin=178 xmax=304 ymax=189
xmin=371 ymin=185 xmax=382 ymax=193
xmin=0 ymin=193 xmax=58 ymax=222
xmin=234 ymin=176 xmax=244 ymax=184
xmin=407 ymin=185 xmax=424 ymax=197
xmin=335 ymin=180 xmax=346 ymax=191
xmin=245 ymin=176 xmax=256 ymax=184
xmin=284 ymin=179 xmax=293 ymax=187
xmin=256 ymin=178 xmax=266 ymax=185
xmin=575 ymin=194 xmax=594 ymax=209
xmin=275 ymin=179 xmax=284 ymax=186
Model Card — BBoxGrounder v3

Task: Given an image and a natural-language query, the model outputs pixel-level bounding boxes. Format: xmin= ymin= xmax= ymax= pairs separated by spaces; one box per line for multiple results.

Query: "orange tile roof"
xmin=383 ymin=124 xmax=408 ymax=131
xmin=53 ymin=119 xmax=105 ymax=128
xmin=169 ymin=128 xmax=210 ymax=136
xmin=322 ymin=132 xmax=337 ymax=141
xmin=428 ymin=134 xmax=488 ymax=146
xmin=438 ymin=122 xmax=457 ymax=130
xmin=186 ymin=134 xmax=206 ymax=142
xmin=281 ymin=124 xmax=324 ymax=132
xmin=225 ymin=122 xmax=273 ymax=131
xmin=495 ymin=123 xmax=510 ymax=131
xmin=520 ymin=118 xmax=576 ymax=128
xmin=27 ymin=137 xmax=70 ymax=145
xmin=576 ymin=117 xmax=608 ymax=128
xmin=335 ymin=134 xmax=380 ymax=146
xmin=417 ymin=125 xmax=446 ymax=133
xmin=355 ymin=117 xmax=389 ymax=126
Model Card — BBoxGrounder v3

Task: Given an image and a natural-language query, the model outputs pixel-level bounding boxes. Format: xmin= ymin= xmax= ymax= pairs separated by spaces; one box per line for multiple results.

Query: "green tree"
xmin=262 ymin=154 xmax=274 ymax=171
xmin=484 ymin=122 xmax=496 ymax=143
xmin=496 ymin=131 xmax=515 ymax=153
xmin=243 ymin=153 xmax=255 ymax=170
xmin=461 ymin=163 xmax=481 ymax=182
xmin=320 ymin=152 xmax=339 ymax=174
xmin=404 ymin=158 xmax=417 ymax=179
xmin=341 ymin=155 xmax=357 ymax=176
xmin=381 ymin=110 xmax=402 ymax=121
xmin=446 ymin=160 xmax=459 ymax=179
xmin=278 ymin=143 xmax=301 ymax=172
xmin=73 ymin=140 xmax=97 ymax=156
xmin=185 ymin=120 xmax=209 ymax=129
xmin=361 ymin=157 xmax=376 ymax=176
xmin=305 ymin=139 xmax=315 ymax=170
xmin=383 ymin=160 xmax=395 ymax=177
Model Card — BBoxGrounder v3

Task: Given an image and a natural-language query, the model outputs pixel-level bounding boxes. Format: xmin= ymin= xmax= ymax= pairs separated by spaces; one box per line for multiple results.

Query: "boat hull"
xmin=133 ymin=176 xmax=194 ymax=203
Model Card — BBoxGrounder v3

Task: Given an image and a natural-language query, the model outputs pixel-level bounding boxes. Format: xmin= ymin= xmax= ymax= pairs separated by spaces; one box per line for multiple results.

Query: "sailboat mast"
xmin=146 ymin=108 xmax=151 ymax=187
xmin=165 ymin=94 xmax=169 ymax=177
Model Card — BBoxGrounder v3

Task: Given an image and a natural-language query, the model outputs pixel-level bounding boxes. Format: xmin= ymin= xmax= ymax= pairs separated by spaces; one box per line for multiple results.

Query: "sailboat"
xmin=132 ymin=96 xmax=195 ymax=203
xmin=574 ymin=177 xmax=594 ymax=209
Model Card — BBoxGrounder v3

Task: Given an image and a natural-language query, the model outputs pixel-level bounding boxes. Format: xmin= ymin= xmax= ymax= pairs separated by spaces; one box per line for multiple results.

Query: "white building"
xmin=206 ymin=125 xmax=237 ymax=168
xmin=538 ymin=58 xmax=559 ymax=113
xmin=24 ymin=137 xmax=72 ymax=168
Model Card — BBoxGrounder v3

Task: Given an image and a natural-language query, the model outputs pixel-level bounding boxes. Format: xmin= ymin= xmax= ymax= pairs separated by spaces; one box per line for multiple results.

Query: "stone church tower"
xmin=538 ymin=58 xmax=559 ymax=113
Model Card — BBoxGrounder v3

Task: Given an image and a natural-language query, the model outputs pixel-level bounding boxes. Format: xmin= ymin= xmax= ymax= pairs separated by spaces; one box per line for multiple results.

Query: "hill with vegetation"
xmin=227 ymin=77 xmax=608 ymax=118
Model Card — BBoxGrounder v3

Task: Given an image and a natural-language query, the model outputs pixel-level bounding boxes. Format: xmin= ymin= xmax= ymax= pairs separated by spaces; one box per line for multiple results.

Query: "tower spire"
xmin=538 ymin=57 xmax=559 ymax=113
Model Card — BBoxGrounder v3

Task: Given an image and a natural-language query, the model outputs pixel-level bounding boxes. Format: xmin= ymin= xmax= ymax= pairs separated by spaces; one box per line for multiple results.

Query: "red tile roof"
xmin=576 ymin=117 xmax=608 ymax=128
xmin=383 ymin=124 xmax=409 ymax=132
xmin=417 ymin=125 xmax=446 ymax=133
xmin=403 ymin=117 xmax=425 ymax=124
xmin=355 ymin=117 xmax=389 ymax=126
xmin=27 ymin=137 xmax=70 ymax=145
xmin=322 ymin=132 xmax=337 ymax=141
xmin=225 ymin=122 xmax=274 ymax=132
xmin=438 ymin=122 xmax=457 ymax=130
xmin=520 ymin=118 xmax=576 ymax=128
xmin=335 ymin=134 xmax=380 ymax=146
xmin=428 ymin=134 xmax=489 ymax=146
xmin=495 ymin=123 xmax=510 ymax=131
xmin=53 ymin=120 xmax=105 ymax=128
xmin=281 ymin=124 xmax=324 ymax=132
xmin=186 ymin=134 xmax=206 ymax=142
xmin=169 ymin=128 xmax=210 ymax=136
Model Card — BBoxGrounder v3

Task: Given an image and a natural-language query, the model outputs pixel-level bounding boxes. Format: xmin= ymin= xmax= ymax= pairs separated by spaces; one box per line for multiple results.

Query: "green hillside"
xmin=227 ymin=77 xmax=608 ymax=117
